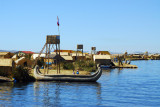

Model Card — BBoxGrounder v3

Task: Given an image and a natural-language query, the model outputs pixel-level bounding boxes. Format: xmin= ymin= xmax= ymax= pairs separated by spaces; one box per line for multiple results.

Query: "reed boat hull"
xmin=34 ymin=65 xmax=102 ymax=82
xmin=0 ymin=76 xmax=13 ymax=82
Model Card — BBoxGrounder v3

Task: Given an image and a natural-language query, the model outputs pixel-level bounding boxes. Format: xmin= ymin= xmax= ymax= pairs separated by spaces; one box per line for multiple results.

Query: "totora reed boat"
xmin=34 ymin=65 xmax=102 ymax=82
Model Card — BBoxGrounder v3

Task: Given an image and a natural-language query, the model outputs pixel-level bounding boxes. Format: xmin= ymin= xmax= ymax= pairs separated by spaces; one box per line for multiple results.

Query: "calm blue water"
xmin=0 ymin=60 xmax=160 ymax=107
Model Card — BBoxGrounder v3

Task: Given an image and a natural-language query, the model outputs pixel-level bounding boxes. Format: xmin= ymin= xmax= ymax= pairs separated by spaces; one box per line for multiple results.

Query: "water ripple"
xmin=0 ymin=60 xmax=160 ymax=106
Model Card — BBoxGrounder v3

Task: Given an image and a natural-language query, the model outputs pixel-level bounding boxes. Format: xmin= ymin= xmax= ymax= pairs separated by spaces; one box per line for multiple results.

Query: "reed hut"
xmin=0 ymin=58 xmax=15 ymax=72
xmin=44 ymin=54 xmax=65 ymax=64
xmin=0 ymin=52 xmax=14 ymax=58
xmin=61 ymin=56 xmax=73 ymax=62
xmin=71 ymin=53 xmax=86 ymax=61
xmin=93 ymin=55 xmax=111 ymax=65
xmin=15 ymin=57 xmax=32 ymax=67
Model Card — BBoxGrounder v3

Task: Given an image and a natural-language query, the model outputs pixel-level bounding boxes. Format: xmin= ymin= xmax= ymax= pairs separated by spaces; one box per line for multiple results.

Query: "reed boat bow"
xmin=34 ymin=65 xmax=102 ymax=82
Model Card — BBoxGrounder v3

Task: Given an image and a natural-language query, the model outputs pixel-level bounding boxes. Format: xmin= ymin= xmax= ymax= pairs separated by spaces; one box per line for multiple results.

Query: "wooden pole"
xmin=33 ymin=43 xmax=46 ymax=68
xmin=59 ymin=44 xmax=60 ymax=74
xmin=44 ymin=44 xmax=47 ymax=75
xmin=47 ymin=44 xmax=50 ymax=74
xmin=56 ymin=44 xmax=58 ymax=74
xmin=47 ymin=45 xmax=49 ymax=73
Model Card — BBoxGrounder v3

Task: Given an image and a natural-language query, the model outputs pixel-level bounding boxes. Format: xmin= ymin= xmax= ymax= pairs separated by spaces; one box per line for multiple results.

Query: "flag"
xmin=57 ymin=16 xmax=59 ymax=26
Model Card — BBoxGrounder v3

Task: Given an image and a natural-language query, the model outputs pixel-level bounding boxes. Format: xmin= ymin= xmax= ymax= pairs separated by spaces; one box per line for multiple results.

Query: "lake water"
xmin=0 ymin=60 xmax=160 ymax=107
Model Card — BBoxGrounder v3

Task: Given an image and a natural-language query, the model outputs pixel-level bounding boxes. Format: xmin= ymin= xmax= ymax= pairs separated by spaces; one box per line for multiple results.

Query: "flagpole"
xmin=57 ymin=16 xmax=60 ymax=35
xmin=58 ymin=26 xmax=60 ymax=35
xmin=57 ymin=16 xmax=60 ymax=74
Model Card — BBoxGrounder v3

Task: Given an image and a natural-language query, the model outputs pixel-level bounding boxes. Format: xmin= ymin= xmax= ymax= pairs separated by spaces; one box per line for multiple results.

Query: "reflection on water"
xmin=0 ymin=82 xmax=13 ymax=103
xmin=33 ymin=82 xmax=101 ymax=106
xmin=0 ymin=82 xmax=29 ymax=106
xmin=102 ymin=68 xmax=122 ymax=76
xmin=1 ymin=60 xmax=160 ymax=106
xmin=0 ymin=81 xmax=101 ymax=106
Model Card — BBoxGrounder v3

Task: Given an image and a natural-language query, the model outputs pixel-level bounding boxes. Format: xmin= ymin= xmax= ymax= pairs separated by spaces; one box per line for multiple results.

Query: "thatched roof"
xmin=97 ymin=51 xmax=111 ymax=55
xmin=0 ymin=58 xmax=13 ymax=67
xmin=93 ymin=55 xmax=111 ymax=61
xmin=61 ymin=56 xmax=73 ymax=61
xmin=0 ymin=52 xmax=10 ymax=56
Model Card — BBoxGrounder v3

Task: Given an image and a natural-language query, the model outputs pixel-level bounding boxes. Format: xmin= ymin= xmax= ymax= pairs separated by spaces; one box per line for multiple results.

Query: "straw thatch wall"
xmin=0 ymin=66 xmax=12 ymax=73
xmin=0 ymin=58 xmax=14 ymax=75
xmin=93 ymin=55 xmax=111 ymax=65
xmin=0 ymin=52 xmax=14 ymax=58
xmin=71 ymin=53 xmax=86 ymax=56
xmin=0 ymin=58 xmax=13 ymax=67
xmin=71 ymin=53 xmax=86 ymax=61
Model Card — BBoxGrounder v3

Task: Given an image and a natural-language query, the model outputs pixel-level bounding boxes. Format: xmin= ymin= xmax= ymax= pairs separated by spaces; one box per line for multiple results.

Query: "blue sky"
xmin=0 ymin=0 xmax=160 ymax=53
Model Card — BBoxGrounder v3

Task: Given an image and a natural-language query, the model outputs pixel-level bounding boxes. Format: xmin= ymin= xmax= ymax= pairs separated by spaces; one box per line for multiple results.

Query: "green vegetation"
xmin=12 ymin=66 xmax=35 ymax=82
xmin=0 ymin=59 xmax=96 ymax=82
xmin=61 ymin=60 xmax=96 ymax=72
xmin=61 ymin=61 xmax=75 ymax=70
xmin=74 ymin=60 xmax=96 ymax=72
xmin=0 ymin=66 xmax=35 ymax=82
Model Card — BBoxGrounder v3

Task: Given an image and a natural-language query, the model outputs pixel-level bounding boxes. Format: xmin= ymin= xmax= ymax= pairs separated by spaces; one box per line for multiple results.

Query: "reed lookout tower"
xmin=35 ymin=35 xmax=61 ymax=74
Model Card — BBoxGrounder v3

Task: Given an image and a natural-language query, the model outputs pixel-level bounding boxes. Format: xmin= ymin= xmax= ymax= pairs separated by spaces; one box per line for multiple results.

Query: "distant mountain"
xmin=0 ymin=50 xmax=39 ymax=53
xmin=0 ymin=50 xmax=19 ymax=53
xmin=132 ymin=51 xmax=145 ymax=54
xmin=0 ymin=50 xmax=5 ymax=52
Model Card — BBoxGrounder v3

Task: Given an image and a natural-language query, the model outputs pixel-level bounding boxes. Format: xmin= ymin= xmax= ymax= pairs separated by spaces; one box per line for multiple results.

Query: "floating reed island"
xmin=111 ymin=55 xmax=138 ymax=68
xmin=1 ymin=35 xmax=160 ymax=82
xmin=112 ymin=62 xmax=138 ymax=68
